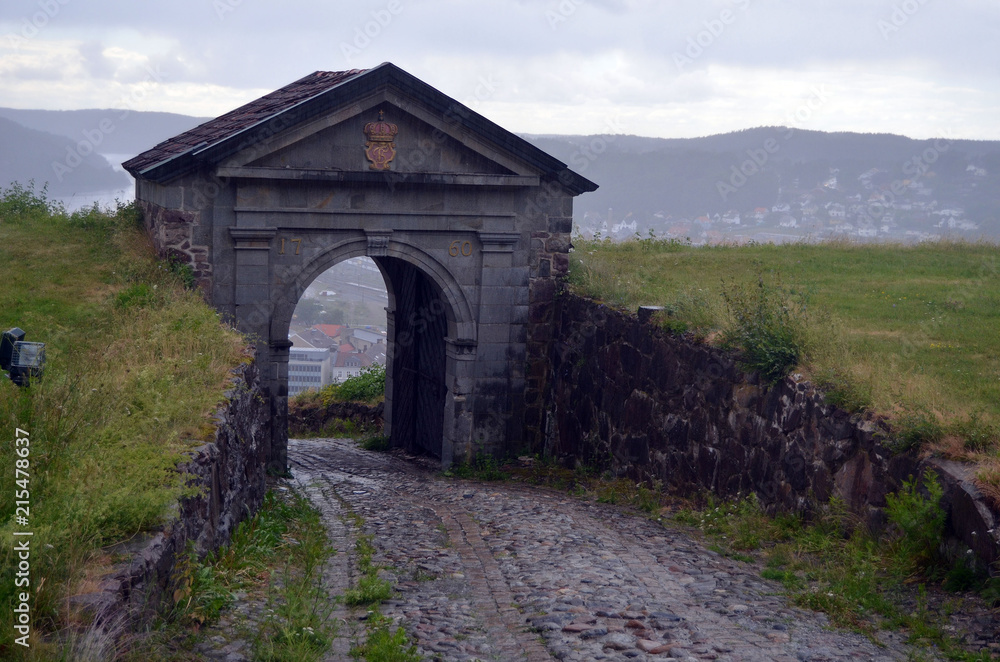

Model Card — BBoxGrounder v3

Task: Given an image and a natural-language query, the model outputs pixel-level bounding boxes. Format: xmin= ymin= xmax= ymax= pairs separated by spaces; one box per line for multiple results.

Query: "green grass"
xmin=344 ymin=535 xmax=392 ymax=607
xmin=349 ymin=613 xmax=420 ymax=662
xmin=443 ymin=453 xmax=510 ymax=481
xmin=124 ymin=489 xmax=337 ymax=662
xmin=0 ymin=184 xmax=248 ymax=658
xmin=570 ymin=237 xmax=1000 ymax=497
xmin=253 ymin=491 xmax=337 ymax=662
xmin=673 ymin=483 xmax=998 ymax=660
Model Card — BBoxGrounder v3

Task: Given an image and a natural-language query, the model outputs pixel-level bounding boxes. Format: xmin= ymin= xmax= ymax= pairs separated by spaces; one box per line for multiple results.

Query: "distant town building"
xmin=313 ymin=324 xmax=346 ymax=342
xmin=331 ymin=348 xmax=372 ymax=383
xmin=288 ymin=347 xmax=332 ymax=396
xmin=348 ymin=328 xmax=386 ymax=352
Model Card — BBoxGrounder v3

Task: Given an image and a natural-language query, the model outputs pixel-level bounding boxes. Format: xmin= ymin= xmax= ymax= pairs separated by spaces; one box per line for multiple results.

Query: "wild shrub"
xmin=720 ymin=273 xmax=805 ymax=383
xmin=0 ymin=180 xmax=63 ymax=220
xmin=951 ymin=411 xmax=999 ymax=452
xmin=885 ymin=469 xmax=946 ymax=574
xmin=336 ymin=363 xmax=385 ymax=401
xmin=309 ymin=363 xmax=386 ymax=406
xmin=890 ymin=407 xmax=945 ymax=452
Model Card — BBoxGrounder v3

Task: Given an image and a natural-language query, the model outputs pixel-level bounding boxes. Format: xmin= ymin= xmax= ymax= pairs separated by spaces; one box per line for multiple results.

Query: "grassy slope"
xmin=569 ymin=238 xmax=1000 ymax=491
xmin=0 ymin=185 xmax=247 ymax=658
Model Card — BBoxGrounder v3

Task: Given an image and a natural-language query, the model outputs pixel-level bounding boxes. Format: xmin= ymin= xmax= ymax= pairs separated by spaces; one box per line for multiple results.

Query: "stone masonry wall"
xmin=138 ymin=199 xmax=213 ymax=294
xmin=544 ymin=294 xmax=1000 ymax=572
xmin=70 ymin=359 xmax=268 ymax=645
xmin=524 ymin=210 xmax=573 ymax=450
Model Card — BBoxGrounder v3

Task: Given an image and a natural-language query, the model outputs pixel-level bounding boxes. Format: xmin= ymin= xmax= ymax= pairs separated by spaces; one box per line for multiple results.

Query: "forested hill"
xmin=0 ymin=107 xmax=210 ymax=157
xmin=0 ymin=107 xmax=209 ymax=197
xmin=525 ymin=128 xmax=1000 ymax=242
xmin=3 ymin=105 xmax=999 ymax=241
xmin=0 ymin=116 xmax=129 ymax=196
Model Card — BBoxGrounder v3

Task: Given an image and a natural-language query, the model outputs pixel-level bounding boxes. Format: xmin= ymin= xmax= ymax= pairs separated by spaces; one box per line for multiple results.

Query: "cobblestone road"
xmin=290 ymin=438 xmax=939 ymax=662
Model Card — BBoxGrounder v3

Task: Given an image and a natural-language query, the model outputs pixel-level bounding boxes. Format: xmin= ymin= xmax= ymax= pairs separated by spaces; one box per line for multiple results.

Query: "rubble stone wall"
xmin=544 ymin=294 xmax=1000 ymax=572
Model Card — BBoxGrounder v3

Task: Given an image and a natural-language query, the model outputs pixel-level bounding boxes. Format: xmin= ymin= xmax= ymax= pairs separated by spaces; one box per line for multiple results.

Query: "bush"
xmin=0 ymin=180 xmax=63 ymax=220
xmin=951 ymin=411 xmax=999 ymax=453
xmin=720 ymin=273 xmax=805 ymax=383
xmin=324 ymin=363 xmax=385 ymax=403
xmin=885 ymin=470 xmax=945 ymax=574
xmin=890 ymin=407 xmax=944 ymax=452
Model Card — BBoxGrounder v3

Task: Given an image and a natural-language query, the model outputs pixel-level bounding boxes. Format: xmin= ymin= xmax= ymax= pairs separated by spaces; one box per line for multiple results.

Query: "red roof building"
xmin=313 ymin=324 xmax=345 ymax=341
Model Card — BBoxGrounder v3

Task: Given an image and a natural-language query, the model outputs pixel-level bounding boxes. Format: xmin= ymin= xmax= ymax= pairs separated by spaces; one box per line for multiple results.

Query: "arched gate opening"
xmin=284 ymin=253 xmax=451 ymax=459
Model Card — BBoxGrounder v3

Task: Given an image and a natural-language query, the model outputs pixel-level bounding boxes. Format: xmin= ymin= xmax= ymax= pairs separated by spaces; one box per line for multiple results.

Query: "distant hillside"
xmin=4 ymin=106 xmax=999 ymax=241
xmin=0 ymin=107 xmax=210 ymax=158
xmin=525 ymin=128 xmax=1000 ymax=242
xmin=0 ymin=117 xmax=129 ymax=196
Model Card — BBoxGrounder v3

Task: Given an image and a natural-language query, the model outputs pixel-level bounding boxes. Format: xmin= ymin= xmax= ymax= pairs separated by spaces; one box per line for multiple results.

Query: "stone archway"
xmin=271 ymin=237 xmax=476 ymax=464
xmin=124 ymin=63 xmax=596 ymax=471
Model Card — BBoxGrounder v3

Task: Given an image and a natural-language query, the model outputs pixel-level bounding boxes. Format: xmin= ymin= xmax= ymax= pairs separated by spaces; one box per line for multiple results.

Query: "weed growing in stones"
xmin=359 ymin=435 xmax=392 ymax=452
xmin=349 ymin=613 xmax=420 ymax=662
xmin=444 ymin=453 xmax=510 ymax=481
xmin=337 ymin=510 xmax=420 ymax=661
xmin=344 ymin=530 xmax=392 ymax=608
xmin=885 ymin=469 xmax=946 ymax=574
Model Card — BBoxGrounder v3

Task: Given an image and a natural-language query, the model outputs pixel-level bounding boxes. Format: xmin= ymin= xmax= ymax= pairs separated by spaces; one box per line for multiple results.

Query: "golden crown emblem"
xmin=363 ymin=110 xmax=398 ymax=170
xmin=364 ymin=111 xmax=398 ymax=142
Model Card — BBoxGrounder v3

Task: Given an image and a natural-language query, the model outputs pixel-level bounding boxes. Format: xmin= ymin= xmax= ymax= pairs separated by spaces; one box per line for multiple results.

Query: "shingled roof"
xmin=122 ymin=69 xmax=366 ymax=175
xmin=122 ymin=63 xmax=597 ymax=195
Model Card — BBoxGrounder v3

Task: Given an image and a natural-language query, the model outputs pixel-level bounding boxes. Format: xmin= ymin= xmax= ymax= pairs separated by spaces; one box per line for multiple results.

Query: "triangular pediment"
xmin=125 ymin=63 xmax=596 ymax=195
xmin=225 ymin=99 xmax=523 ymax=179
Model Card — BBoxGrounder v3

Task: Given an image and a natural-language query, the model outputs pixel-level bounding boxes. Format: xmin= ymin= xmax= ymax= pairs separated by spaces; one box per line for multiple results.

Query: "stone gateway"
xmin=124 ymin=63 xmax=596 ymax=472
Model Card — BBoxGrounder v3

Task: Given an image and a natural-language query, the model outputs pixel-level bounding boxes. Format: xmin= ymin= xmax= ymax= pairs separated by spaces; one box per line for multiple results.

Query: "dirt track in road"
xmin=288 ymin=437 xmax=950 ymax=661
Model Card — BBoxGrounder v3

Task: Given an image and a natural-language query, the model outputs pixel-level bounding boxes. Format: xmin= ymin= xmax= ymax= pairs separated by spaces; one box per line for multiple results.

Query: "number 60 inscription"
xmin=448 ymin=240 xmax=473 ymax=257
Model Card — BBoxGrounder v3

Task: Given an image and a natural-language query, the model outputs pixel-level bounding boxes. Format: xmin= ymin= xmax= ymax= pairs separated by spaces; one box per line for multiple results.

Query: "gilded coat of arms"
xmin=363 ymin=111 xmax=398 ymax=171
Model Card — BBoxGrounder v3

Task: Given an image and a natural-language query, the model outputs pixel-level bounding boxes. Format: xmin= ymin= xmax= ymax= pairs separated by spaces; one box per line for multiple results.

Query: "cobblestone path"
xmin=290 ymin=438 xmax=938 ymax=662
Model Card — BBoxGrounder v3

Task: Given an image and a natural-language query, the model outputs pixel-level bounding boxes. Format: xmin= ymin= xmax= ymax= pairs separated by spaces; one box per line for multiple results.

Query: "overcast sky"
xmin=1 ymin=0 xmax=998 ymax=140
